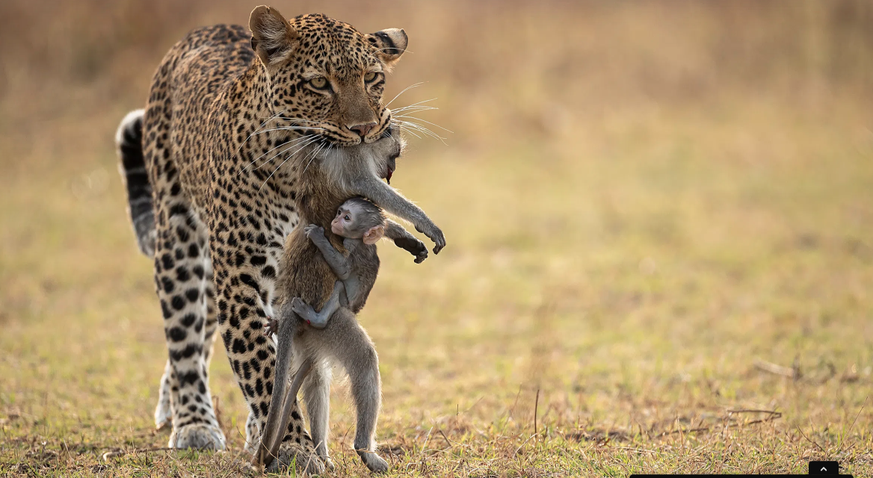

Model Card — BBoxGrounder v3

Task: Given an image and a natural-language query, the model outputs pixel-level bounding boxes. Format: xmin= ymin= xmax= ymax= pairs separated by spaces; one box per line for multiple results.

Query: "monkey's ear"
xmin=249 ymin=5 xmax=298 ymax=66
xmin=365 ymin=28 xmax=408 ymax=70
xmin=362 ymin=225 xmax=385 ymax=245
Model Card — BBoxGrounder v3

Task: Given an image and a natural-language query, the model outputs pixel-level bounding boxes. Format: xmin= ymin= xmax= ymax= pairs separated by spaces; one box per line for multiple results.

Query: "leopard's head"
xmin=249 ymin=6 xmax=407 ymax=147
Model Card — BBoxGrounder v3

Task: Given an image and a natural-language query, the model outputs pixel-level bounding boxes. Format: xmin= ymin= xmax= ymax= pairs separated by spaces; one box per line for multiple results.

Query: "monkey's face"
xmin=312 ymin=117 xmax=405 ymax=187
xmin=362 ymin=125 xmax=404 ymax=183
xmin=332 ymin=206 xmax=357 ymax=237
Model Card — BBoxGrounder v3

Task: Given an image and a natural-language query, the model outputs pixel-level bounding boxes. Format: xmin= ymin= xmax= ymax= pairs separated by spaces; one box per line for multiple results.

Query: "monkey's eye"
xmin=309 ymin=77 xmax=331 ymax=92
xmin=344 ymin=215 xmax=351 ymax=221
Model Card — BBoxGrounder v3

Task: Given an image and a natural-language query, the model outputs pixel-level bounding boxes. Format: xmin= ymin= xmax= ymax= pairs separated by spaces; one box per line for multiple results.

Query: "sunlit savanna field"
xmin=1 ymin=1 xmax=872 ymax=476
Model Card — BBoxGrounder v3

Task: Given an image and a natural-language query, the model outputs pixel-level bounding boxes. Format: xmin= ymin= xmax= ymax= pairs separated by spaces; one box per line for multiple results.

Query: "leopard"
xmin=114 ymin=5 xmax=442 ymax=473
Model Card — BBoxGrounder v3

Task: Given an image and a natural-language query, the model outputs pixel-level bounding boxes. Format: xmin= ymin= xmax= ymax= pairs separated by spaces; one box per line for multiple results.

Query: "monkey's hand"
xmin=303 ymin=224 xmax=324 ymax=240
xmin=262 ymin=316 xmax=278 ymax=336
xmin=414 ymin=221 xmax=446 ymax=254
xmin=393 ymin=235 xmax=428 ymax=263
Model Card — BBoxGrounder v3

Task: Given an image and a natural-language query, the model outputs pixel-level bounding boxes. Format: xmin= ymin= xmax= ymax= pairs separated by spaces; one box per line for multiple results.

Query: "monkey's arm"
xmin=385 ymin=219 xmax=428 ymax=263
xmin=289 ymin=281 xmax=346 ymax=329
xmin=349 ymin=177 xmax=446 ymax=254
xmin=304 ymin=225 xmax=352 ymax=280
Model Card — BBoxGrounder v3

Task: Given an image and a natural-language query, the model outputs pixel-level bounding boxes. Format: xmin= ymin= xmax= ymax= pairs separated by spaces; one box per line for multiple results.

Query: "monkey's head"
xmin=368 ymin=125 xmax=403 ymax=185
xmin=331 ymin=197 xmax=387 ymax=245
xmin=317 ymin=123 xmax=405 ymax=188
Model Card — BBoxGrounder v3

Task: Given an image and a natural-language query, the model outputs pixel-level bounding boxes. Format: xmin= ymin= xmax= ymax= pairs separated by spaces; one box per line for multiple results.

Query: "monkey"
xmin=259 ymin=197 xmax=391 ymax=470
xmin=264 ymin=197 xmax=388 ymax=332
xmin=261 ymin=178 xmax=426 ymax=338
xmin=252 ymin=126 xmax=446 ymax=473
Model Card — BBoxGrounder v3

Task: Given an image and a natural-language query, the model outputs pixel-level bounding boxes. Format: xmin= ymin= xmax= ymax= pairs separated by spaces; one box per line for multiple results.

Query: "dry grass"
xmin=1 ymin=1 xmax=872 ymax=476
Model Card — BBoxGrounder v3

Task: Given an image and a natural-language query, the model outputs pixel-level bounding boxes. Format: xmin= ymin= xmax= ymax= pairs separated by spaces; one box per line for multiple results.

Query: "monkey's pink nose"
xmin=349 ymin=122 xmax=377 ymax=137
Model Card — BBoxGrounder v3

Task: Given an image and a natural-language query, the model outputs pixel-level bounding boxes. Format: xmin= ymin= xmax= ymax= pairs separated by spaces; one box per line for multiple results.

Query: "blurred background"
xmin=1 ymin=1 xmax=872 ymax=475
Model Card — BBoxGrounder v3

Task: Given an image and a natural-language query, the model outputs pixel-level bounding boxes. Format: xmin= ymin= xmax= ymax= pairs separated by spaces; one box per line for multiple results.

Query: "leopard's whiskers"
xmin=395 ymin=117 xmax=450 ymax=145
xmin=237 ymin=133 xmax=319 ymax=176
xmin=258 ymin=137 xmax=323 ymax=192
xmin=300 ymin=141 xmax=328 ymax=176
xmin=393 ymin=114 xmax=451 ymax=134
xmin=235 ymin=111 xmax=284 ymax=154
xmin=235 ymin=113 xmax=321 ymax=154
xmin=390 ymin=97 xmax=438 ymax=113
xmin=252 ymin=134 xmax=322 ymax=173
xmin=385 ymin=82 xmax=425 ymax=107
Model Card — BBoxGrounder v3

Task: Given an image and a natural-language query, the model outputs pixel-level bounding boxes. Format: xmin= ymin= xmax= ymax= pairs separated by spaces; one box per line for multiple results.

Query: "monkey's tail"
xmin=115 ymin=109 xmax=156 ymax=257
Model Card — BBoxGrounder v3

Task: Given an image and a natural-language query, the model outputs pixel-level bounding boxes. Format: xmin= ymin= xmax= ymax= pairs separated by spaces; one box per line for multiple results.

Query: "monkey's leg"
xmin=254 ymin=310 xmax=306 ymax=469
xmin=385 ymin=219 xmax=428 ymax=263
xmin=265 ymin=361 xmax=311 ymax=468
xmin=302 ymin=359 xmax=334 ymax=469
xmin=319 ymin=309 xmax=389 ymax=473
xmin=289 ymin=281 xmax=345 ymax=329
xmin=307 ymin=228 xmax=352 ymax=280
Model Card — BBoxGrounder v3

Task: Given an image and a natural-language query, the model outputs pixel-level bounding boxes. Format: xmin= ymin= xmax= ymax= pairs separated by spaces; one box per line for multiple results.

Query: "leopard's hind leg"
xmin=151 ymin=195 xmax=225 ymax=450
xmin=154 ymin=261 xmax=219 ymax=432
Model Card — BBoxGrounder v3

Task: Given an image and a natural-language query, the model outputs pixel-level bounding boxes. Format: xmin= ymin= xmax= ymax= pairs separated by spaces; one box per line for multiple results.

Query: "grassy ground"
xmin=1 ymin=1 xmax=872 ymax=476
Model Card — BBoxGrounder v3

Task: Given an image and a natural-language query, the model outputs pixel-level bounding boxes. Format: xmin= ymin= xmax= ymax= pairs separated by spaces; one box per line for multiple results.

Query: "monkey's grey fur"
xmin=254 ymin=131 xmax=445 ymax=473
xmin=291 ymin=198 xmax=386 ymax=328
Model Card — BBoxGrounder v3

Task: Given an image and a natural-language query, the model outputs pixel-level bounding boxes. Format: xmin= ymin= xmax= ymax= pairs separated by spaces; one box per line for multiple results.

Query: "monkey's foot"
xmin=320 ymin=455 xmax=336 ymax=471
xmin=168 ymin=424 xmax=226 ymax=451
xmin=357 ymin=450 xmax=389 ymax=473
xmin=290 ymin=297 xmax=328 ymax=329
xmin=266 ymin=442 xmax=326 ymax=475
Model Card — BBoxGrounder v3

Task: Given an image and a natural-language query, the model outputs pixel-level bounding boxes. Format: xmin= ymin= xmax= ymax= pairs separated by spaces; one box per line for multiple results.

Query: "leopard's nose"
xmin=349 ymin=122 xmax=377 ymax=138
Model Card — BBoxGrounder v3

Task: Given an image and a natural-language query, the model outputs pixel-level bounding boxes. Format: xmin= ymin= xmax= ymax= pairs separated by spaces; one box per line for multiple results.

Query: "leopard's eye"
xmin=309 ymin=77 xmax=330 ymax=90
xmin=364 ymin=72 xmax=377 ymax=83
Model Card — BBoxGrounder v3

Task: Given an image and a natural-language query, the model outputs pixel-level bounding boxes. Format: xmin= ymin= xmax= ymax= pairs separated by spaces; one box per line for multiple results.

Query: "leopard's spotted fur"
xmin=116 ymin=7 xmax=408 ymax=473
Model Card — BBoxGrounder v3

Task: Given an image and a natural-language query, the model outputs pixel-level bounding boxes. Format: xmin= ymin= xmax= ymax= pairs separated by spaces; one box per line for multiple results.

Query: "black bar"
xmin=630 ymin=475 xmax=854 ymax=477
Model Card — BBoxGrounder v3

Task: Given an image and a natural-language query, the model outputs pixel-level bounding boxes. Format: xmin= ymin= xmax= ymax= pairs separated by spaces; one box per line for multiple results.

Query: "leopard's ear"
xmin=365 ymin=28 xmax=408 ymax=70
xmin=249 ymin=5 xmax=298 ymax=66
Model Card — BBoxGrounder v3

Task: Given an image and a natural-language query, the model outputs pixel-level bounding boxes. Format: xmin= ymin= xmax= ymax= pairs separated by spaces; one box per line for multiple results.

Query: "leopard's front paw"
xmin=154 ymin=398 xmax=172 ymax=431
xmin=168 ymin=423 xmax=226 ymax=451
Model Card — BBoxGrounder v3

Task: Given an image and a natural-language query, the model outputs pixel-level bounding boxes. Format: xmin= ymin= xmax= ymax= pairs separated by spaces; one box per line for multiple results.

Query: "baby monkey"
xmin=263 ymin=197 xmax=391 ymax=335
xmin=291 ymin=197 xmax=386 ymax=328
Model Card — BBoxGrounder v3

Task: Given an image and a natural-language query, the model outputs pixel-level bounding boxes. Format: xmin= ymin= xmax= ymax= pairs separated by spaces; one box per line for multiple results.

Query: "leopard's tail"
xmin=116 ymin=109 xmax=156 ymax=257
